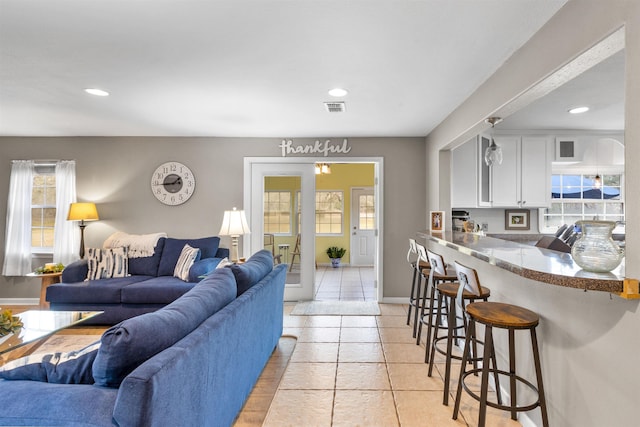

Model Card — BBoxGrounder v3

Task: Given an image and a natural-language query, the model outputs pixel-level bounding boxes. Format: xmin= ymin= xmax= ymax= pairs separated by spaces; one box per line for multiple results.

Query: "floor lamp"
xmin=67 ymin=202 xmax=99 ymax=259
xmin=219 ymin=207 xmax=251 ymax=263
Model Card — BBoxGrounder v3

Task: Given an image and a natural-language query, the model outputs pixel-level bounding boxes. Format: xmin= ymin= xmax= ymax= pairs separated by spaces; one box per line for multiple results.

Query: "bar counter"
xmin=417 ymin=231 xmax=638 ymax=298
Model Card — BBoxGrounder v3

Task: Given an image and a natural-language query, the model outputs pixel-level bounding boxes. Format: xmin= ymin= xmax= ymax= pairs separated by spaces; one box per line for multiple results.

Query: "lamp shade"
xmin=219 ymin=208 xmax=250 ymax=236
xmin=67 ymin=202 xmax=99 ymax=221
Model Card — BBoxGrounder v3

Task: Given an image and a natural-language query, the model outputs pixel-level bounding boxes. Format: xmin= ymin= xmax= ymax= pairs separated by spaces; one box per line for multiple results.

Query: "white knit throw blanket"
xmin=103 ymin=231 xmax=167 ymax=258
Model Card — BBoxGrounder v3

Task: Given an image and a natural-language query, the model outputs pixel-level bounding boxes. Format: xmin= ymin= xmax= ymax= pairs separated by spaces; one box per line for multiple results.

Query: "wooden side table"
xmin=27 ymin=272 xmax=63 ymax=309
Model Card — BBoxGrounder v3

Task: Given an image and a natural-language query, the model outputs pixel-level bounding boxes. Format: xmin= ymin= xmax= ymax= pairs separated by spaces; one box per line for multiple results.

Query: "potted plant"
xmin=326 ymin=246 xmax=346 ymax=268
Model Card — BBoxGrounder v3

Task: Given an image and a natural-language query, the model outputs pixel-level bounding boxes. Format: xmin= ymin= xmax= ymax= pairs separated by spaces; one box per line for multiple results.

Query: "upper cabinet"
xmin=491 ymin=136 xmax=551 ymax=208
xmin=451 ymin=134 xmax=552 ymax=209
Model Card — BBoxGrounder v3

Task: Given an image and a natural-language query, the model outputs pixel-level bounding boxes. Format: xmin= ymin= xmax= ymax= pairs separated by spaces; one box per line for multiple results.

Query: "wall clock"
xmin=151 ymin=161 xmax=196 ymax=205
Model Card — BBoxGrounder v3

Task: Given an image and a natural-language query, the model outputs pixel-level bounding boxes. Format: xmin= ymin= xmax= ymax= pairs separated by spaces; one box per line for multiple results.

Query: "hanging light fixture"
xmin=315 ymin=163 xmax=331 ymax=175
xmin=484 ymin=117 xmax=503 ymax=167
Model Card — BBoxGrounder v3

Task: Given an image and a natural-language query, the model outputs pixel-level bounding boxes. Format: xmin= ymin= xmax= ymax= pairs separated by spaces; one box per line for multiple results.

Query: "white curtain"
xmin=2 ymin=160 xmax=34 ymax=276
xmin=53 ymin=160 xmax=78 ymax=265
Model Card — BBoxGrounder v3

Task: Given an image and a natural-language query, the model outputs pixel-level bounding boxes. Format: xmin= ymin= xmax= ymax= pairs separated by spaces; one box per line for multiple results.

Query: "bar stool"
xmin=427 ymin=261 xmax=493 ymax=406
xmin=407 ymin=240 xmax=431 ymax=338
xmin=416 ymin=249 xmax=457 ymax=354
xmin=453 ymin=301 xmax=549 ymax=427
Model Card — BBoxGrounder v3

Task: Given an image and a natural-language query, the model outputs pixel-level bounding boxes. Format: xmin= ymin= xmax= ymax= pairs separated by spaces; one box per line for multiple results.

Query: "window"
xmin=540 ymin=174 xmax=624 ymax=233
xmin=358 ymin=193 xmax=375 ymax=230
xmin=32 ymin=167 xmax=56 ymax=251
xmin=316 ymin=191 xmax=343 ymax=235
xmin=264 ymin=191 xmax=291 ymax=235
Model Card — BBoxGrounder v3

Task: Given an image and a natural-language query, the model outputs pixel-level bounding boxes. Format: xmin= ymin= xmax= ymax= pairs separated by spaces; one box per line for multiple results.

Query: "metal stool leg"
xmin=406 ymin=266 xmax=418 ymax=326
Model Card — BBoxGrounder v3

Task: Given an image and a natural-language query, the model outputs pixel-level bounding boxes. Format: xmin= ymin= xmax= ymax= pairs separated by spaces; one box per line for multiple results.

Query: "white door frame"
xmin=244 ymin=156 xmax=384 ymax=301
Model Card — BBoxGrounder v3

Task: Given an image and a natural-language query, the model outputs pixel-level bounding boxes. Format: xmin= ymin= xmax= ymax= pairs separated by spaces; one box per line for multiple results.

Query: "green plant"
xmin=35 ymin=263 xmax=64 ymax=274
xmin=0 ymin=308 xmax=24 ymax=337
xmin=326 ymin=246 xmax=346 ymax=259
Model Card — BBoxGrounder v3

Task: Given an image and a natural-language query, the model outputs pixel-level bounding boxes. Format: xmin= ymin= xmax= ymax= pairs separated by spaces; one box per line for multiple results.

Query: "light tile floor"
xmin=313 ymin=266 xmax=376 ymax=302
xmin=235 ymin=303 xmax=523 ymax=427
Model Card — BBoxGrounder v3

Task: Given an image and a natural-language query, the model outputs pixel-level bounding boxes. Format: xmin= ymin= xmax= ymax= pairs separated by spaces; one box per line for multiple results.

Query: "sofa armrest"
xmin=215 ymin=247 xmax=229 ymax=259
xmin=61 ymin=259 xmax=88 ymax=283
xmin=188 ymin=258 xmax=223 ymax=283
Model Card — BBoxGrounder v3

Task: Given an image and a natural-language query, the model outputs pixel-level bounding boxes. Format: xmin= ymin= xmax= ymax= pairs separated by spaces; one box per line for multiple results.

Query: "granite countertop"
xmin=417 ymin=231 xmax=626 ymax=294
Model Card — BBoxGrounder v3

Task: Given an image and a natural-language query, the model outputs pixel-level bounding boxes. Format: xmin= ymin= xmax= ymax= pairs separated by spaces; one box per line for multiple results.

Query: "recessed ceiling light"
xmin=328 ymin=88 xmax=348 ymax=97
xmin=568 ymin=106 xmax=589 ymax=114
xmin=85 ymin=88 xmax=109 ymax=97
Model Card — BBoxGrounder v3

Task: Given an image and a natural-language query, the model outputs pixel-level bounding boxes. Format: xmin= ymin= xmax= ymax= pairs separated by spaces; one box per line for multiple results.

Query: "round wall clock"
xmin=151 ymin=161 xmax=196 ymax=205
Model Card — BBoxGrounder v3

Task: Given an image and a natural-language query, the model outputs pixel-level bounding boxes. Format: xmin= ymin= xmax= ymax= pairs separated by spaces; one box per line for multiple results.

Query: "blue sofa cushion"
xmin=121 ymin=276 xmax=195 ymax=304
xmin=47 ymin=275 xmax=151 ymax=304
xmin=93 ymin=268 xmax=237 ymax=387
xmin=158 ymin=237 xmax=220 ymax=276
xmin=228 ymin=249 xmax=274 ymax=296
xmin=0 ymin=341 xmax=100 ymax=384
xmin=188 ymin=257 xmax=223 ymax=283
xmin=128 ymin=237 xmax=166 ymax=276
xmin=60 ymin=259 xmax=88 ymax=283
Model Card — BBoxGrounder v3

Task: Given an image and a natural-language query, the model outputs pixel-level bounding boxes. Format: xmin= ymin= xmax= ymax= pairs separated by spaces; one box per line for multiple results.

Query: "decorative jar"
xmin=571 ymin=220 xmax=624 ymax=273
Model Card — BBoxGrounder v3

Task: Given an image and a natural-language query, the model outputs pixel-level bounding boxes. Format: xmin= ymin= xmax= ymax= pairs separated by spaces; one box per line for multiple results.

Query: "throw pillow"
xmin=86 ymin=247 xmax=129 ymax=280
xmin=0 ymin=340 xmax=101 ymax=384
xmin=157 ymin=237 xmax=221 ymax=276
xmin=216 ymin=257 xmax=233 ymax=269
xmin=173 ymin=244 xmax=201 ymax=281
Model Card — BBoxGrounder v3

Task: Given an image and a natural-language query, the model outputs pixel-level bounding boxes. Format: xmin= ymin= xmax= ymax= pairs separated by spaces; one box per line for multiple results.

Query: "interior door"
xmin=350 ymin=187 xmax=375 ymax=266
xmin=249 ymin=163 xmax=316 ymax=301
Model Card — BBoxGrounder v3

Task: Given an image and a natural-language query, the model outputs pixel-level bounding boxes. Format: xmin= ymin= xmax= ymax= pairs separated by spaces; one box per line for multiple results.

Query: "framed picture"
xmin=505 ymin=209 xmax=530 ymax=230
xmin=430 ymin=211 xmax=445 ymax=232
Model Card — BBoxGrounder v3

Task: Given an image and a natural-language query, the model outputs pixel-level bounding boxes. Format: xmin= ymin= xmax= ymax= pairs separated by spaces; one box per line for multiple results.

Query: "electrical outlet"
xmin=482 ymin=223 xmax=488 ymax=232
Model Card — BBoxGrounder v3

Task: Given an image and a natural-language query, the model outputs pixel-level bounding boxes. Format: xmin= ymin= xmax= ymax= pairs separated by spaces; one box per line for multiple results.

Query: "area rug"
xmin=290 ymin=301 xmax=380 ymax=316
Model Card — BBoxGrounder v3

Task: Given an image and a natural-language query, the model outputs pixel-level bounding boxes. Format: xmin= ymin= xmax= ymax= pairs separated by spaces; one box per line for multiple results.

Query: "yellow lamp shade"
xmin=67 ymin=202 xmax=99 ymax=222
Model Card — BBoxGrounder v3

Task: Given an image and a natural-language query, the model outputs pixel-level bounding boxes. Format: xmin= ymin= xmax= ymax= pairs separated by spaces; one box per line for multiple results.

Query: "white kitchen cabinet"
xmin=451 ymin=134 xmax=552 ymax=209
xmin=491 ymin=136 xmax=551 ymax=208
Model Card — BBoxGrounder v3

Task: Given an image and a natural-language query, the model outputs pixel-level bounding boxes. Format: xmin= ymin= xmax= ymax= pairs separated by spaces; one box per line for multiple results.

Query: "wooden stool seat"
xmin=437 ymin=282 xmax=491 ymax=300
xmin=465 ymin=302 xmax=539 ymax=329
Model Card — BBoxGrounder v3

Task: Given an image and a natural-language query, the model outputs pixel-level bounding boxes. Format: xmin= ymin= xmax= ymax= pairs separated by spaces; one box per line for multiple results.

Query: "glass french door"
xmin=249 ymin=163 xmax=315 ymax=301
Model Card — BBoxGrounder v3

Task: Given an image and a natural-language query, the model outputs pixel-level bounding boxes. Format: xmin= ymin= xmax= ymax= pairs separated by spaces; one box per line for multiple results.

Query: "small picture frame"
xmin=430 ymin=211 xmax=445 ymax=232
xmin=505 ymin=209 xmax=530 ymax=230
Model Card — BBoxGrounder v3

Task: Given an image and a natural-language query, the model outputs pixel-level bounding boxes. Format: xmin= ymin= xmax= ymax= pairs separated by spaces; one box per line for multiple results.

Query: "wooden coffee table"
xmin=0 ymin=310 xmax=101 ymax=365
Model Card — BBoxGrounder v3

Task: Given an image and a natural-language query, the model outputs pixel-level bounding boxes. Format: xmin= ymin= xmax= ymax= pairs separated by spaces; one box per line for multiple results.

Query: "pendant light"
xmin=593 ymin=141 xmax=601 ymax=189
xmin=484 ymin=117 xmax=503 ymax=167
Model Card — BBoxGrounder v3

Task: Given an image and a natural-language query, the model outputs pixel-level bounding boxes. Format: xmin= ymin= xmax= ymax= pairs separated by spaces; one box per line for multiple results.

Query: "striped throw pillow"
xmin=87 ymin=247 xmax=129 ymax=280
xmin=174 ymin=244 xmax=201 ymax=281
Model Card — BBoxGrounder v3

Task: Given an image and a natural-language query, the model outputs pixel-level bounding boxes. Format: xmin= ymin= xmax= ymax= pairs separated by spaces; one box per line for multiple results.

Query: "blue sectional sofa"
xmin=46 ymin=236 xmax=230 ymax=324
xmin=0 ymin=250 xmax=286 ymax=427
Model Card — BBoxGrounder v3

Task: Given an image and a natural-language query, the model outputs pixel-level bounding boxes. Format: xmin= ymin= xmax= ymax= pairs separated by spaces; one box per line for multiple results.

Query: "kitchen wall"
xmin=0 ymin=137 xmax=425 ymax=302
xmin=425 ymin=1 xmax=640 ymax=426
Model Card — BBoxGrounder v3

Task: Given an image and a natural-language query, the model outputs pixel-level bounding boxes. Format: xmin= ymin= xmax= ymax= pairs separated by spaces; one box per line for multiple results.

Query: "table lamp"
xmin=67 ymin=202 xmax=99 ymax=259
xmin=219 ymin=207 xmax=251 ymax=263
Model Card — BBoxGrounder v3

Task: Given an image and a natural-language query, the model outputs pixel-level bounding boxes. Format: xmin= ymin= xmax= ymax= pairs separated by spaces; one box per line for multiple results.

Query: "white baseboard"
xmin=380 ymin=297 xmax=407 ymax=304
xmin=0 ymin=298 xmax=39 ymax=306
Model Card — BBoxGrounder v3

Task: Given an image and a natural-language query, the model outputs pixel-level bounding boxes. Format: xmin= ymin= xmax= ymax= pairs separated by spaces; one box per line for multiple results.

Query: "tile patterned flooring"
xmin=235 ymin=303 xmax=522 ymax=427
xmin=313 ymin=266 xmax=376 ymax=301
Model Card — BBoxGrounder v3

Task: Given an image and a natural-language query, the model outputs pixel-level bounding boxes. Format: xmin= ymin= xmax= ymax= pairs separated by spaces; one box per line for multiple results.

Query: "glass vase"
xmin=571 ymin=220 xmax=624 ymax=273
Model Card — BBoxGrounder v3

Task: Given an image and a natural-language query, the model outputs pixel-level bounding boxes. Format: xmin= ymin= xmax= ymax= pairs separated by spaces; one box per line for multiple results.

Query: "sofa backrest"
xmin=127 ymin=237 xmax=166 ymax=276
xmin=157 ymin=236 xmax=221 ymax=276
xmin=228 ymin=249 xmax=274 ymax=296
xmin=92 ymin=267 xmax=237 ymax=387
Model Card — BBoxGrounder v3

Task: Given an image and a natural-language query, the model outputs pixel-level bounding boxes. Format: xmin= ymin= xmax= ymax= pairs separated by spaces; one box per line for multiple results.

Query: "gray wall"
xmin=0 ymin=136 xmax=425 ymax=300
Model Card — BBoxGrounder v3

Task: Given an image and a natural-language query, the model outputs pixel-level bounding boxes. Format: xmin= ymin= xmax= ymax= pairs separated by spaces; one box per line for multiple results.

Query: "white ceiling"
xmin=0 ymin=0 xmax=571 ymax=138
